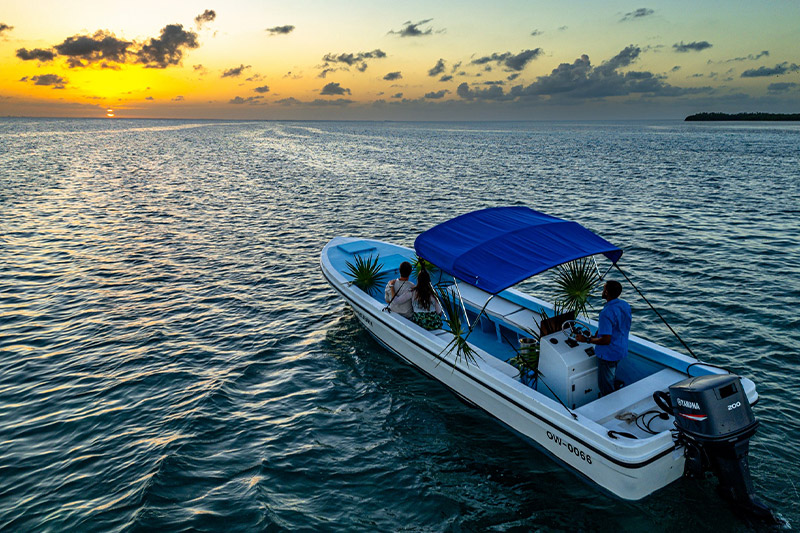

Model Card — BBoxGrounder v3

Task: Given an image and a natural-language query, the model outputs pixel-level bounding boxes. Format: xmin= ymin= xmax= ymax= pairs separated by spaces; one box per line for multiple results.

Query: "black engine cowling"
xmin=659 ymin=374 xmax=776 ymax=522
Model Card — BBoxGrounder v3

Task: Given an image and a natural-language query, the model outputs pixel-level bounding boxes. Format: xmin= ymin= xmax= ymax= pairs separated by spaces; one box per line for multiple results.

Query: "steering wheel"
xmin=561 ymin=319 xmax=591 ymax=342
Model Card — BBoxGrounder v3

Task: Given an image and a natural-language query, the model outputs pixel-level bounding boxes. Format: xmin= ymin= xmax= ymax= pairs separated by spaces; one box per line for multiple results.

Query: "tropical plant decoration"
xmin=553 ymin=258 xmax=601 ymax=319
xmin=508 ymin=308 xmax=549 ymax=385
xmin=438 ymin=288 xmax=480 ymax=367
xmin=508 ymin=339 xmax=539 ymax=386
xmin=344 ymin=254 xmax=386 ymax=297
xmin=412 ymin=256 xmax=438 ymax=278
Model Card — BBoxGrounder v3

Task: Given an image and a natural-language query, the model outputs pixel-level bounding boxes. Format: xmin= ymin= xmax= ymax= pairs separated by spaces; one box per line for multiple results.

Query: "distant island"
xmin=685 ymin=112 xmax=800 ymax=121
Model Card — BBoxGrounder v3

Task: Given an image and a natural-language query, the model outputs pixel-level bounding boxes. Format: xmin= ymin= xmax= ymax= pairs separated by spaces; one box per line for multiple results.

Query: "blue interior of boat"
xmin=330 ymin=239 xmax=696 ymax=401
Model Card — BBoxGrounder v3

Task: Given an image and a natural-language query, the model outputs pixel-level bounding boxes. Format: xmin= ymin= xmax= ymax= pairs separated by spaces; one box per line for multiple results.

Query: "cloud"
xmin=471 ymin=49 xmax=543 ymax=71
xmin=52 ymin=31 xmax=131 ymax=67
xmin=392 ymin=92 xmax=403 ymax=98
xmin=172 ymin=95 xmax=184 ymax=101
xmin=320 ymin=82 xmax=351 ymax=95
xmin=136 ymin=24 xmax=199 ymax=68
xmin=558 ymin=26 xmax=568 ymax=31
xmin=17 ymin=24 xmax=199 ymax=70
xmin=267 ymin=25 xmax=295 ymax=35
xmin=741 ymin=62 xmax=799 ymax=77
xmin=462 ymin=45 xmax=713 ymax=102
xmin=740 ymin=61 xmax=800 ymax=78
xmin=0 ymin=23 xmax=13 ymax=36
xmin=671 ymin=65 xmax=681 ymax=72
xmin=310 ymin=98 xmax=353 ymax=106
xmin=229 ymin=95 xmax=263 ymax=104
xmin=673 ymin=41 xmax=712 ymax=53
xmin=318 ymin=68 xmax=340 ymax=78
xmin=30 ymin=74 xmax=67 ymax=88
xmin=319 ymin=49 xmax=386 ymax=74
xmin=195 ymin=9 xmax=216 ymax=28
xmin=768 ymin=82 xmax=798 ymax=93
xmin=322 ymin=50 xmax=386 ymax=66
xmin=253 ymin=85 xmax=270 ymax=93
xmin=424 ymin=90 xmax=449 ymax=99
xmin=389 ymin=19 xmax=435 ymax=37
xmin=439 ymin=75 xmax=453 ymax=82
xmin=146 ymin=96 xmax=154 ymax=100
xmin=16 ymin=48 xmax=57 ymax=61
xmin=221 ymin=64 xmax=251 ymax=78
xmin=620 ymin=8 xmax=654 ymax=22
xmin=276 ymin=97 xmax=301 ymax=105
xmin=721 ymin=50 xmax=769 ymax=63
xmin=428 ymin=58 xmax=445 ymax=76
xmin=530 ymin=29 xmax=543 ymax=36
xmin=456 ymin=82 xmax=511 ymax=101
xmin=383 ymin=71 xmax=402 ymax=81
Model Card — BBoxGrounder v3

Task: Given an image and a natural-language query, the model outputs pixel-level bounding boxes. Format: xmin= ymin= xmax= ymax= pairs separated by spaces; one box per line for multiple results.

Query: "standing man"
xmin=575 ymin=280 xmax=631 ymax=397
xmin=385 ymin=261 xmax=415 ymax=319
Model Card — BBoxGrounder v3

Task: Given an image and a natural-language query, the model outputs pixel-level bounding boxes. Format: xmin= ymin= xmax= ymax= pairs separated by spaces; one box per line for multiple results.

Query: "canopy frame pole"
xmin=460 ymin=294 xmax=495 ymax=350
xmin=452 ymin=278 xmax=471 ymax=329
xmin=599 ymin=260 xmax=615 ymax=281
xmin=466 ymin=295 xmax=495 ymax=336
xmin=592 ymin=256 xmax=603 ymax=280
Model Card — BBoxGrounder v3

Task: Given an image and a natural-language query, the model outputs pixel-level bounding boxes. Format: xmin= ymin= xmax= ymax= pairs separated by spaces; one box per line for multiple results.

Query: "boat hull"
xmin=321 ymin=237 xmax=692 ymax=500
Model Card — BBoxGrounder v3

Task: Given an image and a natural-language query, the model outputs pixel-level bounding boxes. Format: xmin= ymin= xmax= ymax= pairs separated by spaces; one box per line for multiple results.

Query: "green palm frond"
xmin=438 ymin=289 xmax=480 ymax=366
xmin=553 ymin=258 xmax=601 ymax=319
xmin=412 ymin=256 xmax=438 ymax=278
xmin=344 ymin=254 xmax=386 ymax=296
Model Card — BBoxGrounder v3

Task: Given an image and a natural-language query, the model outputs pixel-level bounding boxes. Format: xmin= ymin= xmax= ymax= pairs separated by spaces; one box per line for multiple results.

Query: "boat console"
xmin=538 ymin=330 xmax=600 ymax=409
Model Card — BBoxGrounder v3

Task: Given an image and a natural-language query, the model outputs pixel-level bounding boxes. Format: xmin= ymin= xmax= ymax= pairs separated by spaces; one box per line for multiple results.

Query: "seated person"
xmin=385 ymin=261 xmax=415 ymax=319
xmin=395 ymin=269 xmax=443 ymax=330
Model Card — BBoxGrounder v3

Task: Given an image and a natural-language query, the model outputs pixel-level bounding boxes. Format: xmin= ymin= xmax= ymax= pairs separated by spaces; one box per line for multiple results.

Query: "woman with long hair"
xmin=410 ymin=269 xmax=443 ymax=330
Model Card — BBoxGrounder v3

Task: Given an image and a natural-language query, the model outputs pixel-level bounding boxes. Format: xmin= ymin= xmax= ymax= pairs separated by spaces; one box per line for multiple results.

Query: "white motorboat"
xmin=320 ymin=207 xmax=773 ymax=519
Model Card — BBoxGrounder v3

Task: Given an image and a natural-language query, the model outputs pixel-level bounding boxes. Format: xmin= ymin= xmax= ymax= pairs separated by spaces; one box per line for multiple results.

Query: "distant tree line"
xmin=685 ymin=112 xmax=800 ymax=121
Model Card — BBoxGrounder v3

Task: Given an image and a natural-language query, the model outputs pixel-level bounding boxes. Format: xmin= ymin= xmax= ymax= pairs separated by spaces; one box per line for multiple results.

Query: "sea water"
xmin=1 ymin=118 xmax=798 ymax=531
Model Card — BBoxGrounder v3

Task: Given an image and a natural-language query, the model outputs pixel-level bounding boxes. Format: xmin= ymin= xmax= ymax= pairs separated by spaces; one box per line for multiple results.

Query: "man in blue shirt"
xmin=576 ymin=280 xmax=632 ymax=397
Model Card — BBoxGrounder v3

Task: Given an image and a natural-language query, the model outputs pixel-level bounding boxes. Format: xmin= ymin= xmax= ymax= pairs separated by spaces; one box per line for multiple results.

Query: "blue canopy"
xmin=414 ymin=207 xmax=623 ymax=294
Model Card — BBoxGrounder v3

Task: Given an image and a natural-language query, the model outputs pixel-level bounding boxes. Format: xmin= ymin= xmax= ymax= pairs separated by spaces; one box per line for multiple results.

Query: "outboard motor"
xmin=655 ymin=374 xmax=776 ymax=522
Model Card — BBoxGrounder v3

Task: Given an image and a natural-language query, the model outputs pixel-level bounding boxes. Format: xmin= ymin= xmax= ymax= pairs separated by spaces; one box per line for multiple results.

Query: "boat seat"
xmin=337 ymin=241 xmax=377 ymax=255
xmin=378 ymin=254 xmax=413 ymax=276
xmin=574 ymin=367 xmax=685 ymax=423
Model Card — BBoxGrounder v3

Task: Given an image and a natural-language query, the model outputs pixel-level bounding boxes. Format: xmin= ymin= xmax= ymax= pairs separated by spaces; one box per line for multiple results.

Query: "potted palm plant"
xmin=344 ymin=254 xmax=386 ymax=297
xmin=552 ymin=258 xmax=601 ymax=319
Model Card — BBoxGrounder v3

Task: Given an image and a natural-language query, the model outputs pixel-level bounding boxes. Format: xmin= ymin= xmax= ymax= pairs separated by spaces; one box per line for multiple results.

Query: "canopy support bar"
xmin=453 ymin=278 xmax=471 ymax=329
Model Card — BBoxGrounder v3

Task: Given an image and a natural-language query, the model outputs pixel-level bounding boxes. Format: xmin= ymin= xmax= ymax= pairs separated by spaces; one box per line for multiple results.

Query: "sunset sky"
xmin=1 ymin=1 xmax=799 ymax=120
